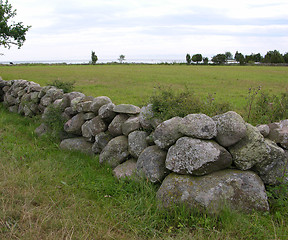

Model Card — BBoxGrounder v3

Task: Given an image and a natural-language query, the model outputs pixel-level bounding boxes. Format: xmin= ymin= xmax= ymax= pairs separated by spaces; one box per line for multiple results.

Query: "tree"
xmin=0 ymin=0 xmax=31 ymax=50
xmin=283 ymin=52 xmax=288 ymax=63
xmin=118 ymin=54 xmax=125 ymax=63
xmin=203 ymin=57 xmax=209 ymax=65
xmin=192 ymin=54 xmax=202 ymax=64
xmin=263 ymin=50 xmax=284 ymax=63
xmin=211 ymin=54 xmax=226 ymax=64
xmin=234 ymin=51 xmax=245 ymax=65
xmin=225 ymin=51 xmax=233 ymax=60
xmin=91 ymin=51 xmax=98 ymax=65
xmin=186 ymin=53 xmax=191 ymax=65
xmin=245 ymin=53 xmax=263 ymax=63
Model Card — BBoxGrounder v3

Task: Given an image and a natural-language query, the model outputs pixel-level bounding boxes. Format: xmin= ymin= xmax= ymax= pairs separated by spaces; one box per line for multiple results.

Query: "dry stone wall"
xmin=1 ymin=78 xmax=288 ymax=214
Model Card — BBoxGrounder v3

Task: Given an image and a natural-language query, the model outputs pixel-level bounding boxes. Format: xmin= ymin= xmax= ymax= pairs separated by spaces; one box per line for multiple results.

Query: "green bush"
xmin=42 ymin=104 xmax=66 ymax=140
xmin=148 ymin=86 xmax=231 ymax=121
xmin=48 ymin=79 xmax=75 ymax=93
xmin=245 ymin=89 xmax=288 ymax=125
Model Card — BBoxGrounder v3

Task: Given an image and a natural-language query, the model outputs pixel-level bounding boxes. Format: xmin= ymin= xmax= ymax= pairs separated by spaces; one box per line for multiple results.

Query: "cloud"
xmin=1 ymin=0 xmax=287 ymax=61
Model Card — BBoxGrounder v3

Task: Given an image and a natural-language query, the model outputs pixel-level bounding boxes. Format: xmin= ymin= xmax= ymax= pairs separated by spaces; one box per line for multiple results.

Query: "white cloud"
xmin=1 ymin=0 xmax=287 ymax=62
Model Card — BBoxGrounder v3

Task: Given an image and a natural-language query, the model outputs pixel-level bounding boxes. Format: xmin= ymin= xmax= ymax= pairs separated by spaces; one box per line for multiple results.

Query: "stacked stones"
xmin=0 ymin=79 xmax=63 ymax=117
xmin=1 ymin=78 xmax=288 ymax=214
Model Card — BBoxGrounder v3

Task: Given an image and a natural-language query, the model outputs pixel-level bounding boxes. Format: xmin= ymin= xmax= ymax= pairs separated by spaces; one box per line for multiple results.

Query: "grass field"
xmin=1 ymin=64 xmax=288 ymax=239
xmin=1 ymin=64 xmax=288 ymax=110
xmin=1 ymin=104 xmax=288 ymax=239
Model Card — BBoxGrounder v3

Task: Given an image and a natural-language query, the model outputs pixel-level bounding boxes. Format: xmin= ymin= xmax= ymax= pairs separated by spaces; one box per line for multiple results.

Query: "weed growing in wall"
xmin=42 ymin=104 xmax=66 ymax=140
xmin=48 ymin=79 xmax=75 ymax=93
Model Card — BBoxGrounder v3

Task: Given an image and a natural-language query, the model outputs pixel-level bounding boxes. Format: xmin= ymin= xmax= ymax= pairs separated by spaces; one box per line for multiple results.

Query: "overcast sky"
xmin=1 ymin=0 xmax=288 ymax=62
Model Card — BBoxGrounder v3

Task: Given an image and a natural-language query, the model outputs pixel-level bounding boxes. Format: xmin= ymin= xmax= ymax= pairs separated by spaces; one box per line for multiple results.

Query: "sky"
xmin=1 ymin=0 xmax=288 ymax=62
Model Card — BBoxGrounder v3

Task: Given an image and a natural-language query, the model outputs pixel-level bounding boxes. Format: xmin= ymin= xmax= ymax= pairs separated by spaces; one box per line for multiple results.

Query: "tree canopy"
xmin=0 ymin=0 xmax=31 ymax=49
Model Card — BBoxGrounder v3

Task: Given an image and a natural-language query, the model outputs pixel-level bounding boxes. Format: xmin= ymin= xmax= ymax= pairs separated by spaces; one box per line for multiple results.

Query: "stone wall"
xmin=1 ymin=78 xmax=288 ymax=214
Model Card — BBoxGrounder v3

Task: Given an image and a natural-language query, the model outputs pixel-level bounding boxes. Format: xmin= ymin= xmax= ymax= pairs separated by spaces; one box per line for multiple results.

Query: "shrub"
xmin=245 ymin=89 xmax=288 ymax=125
xmin=48 ymin=79 xmax=75 ymax=93
xmin=148 ymin=86 xmax=231 ymax=121
xmin=42 ymin=104 xmax=66 ymax=140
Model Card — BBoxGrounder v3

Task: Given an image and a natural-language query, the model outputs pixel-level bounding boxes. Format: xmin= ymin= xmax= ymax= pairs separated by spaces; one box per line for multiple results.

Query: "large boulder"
xmin=153 ymin=117 xmax=183 ymax=149
xmin=267 ymin=121 xmax=288 ymax=149
xmin=98 ymin=103 xmax=116 ymax=123
xmin=139 ymin=104 xmax=161 ymax=129
xmin=113 ymin=159 xmax=137 ymax=180
xmin=212 ymin=111 xmax=247 ymax=147
xmin=136 ymin=145 xmax=168 ymax=183
xmin=89 ymin=96 xmax=112 ymax=113
xmin=113 ymin=104 xmax=141 ymax=115
xmin=64 ymin=113 xmax=85 ymax=135
xmin=228 ymin=123 xmax=268 ymax=170
xmin=60 ymin=92 xmax=85 ymax=110
xmin=99 ymin=136 xmax=129 ymax=168
xmin=157 ymin=170 xmax=269 ymax=214
xmin=178 ymin=113 xmax=217 ymax=139
xmin=81 ymin=116 xmax=107 ymax=140
xmin=166 ymin=137 xmax=232 ymax=176
xmin=253 ymin=139 xmax=288 ymax=185
xmin=128 ymin=131 xmax=149 ymax=158
xmin=122 ymin=116 xmax=141 ymax=136
xmin=59 ymin=137 xmax=94 ymax=155
xmin=108 ymin=114 xmax=129 ymax=136
xmin=92 ymin=132 xmax=113 ymax=154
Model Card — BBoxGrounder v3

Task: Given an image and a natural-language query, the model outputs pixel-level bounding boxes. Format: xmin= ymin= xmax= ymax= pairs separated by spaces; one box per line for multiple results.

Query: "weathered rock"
xmin=157 ymin=170 xmax=269 ymax=214
xmin=64 ymin=106 xmax=77 ymax=117
xmin=212 ymin=111 xmax=247 ymax=147
xmin=4 ymin=94 xmax=17 ymax=106
xmin=253 ymin=139 xmax=288 ymax=185
xmin=139 ymin=104 xmax=154 ymax=129
xmin=76 ymin=100 xmax=93 ymax=113
xmin=71 ymin=96 xmax=84 ymax=112
xmin=98 ymin=103 xmax=116 ymax=122
xmin=267 ymin=121 xmax=288 ymax=149
xmin=153 ymin=117 xmax=183 ymax=149
xmin=35 ymin=123 xmax=50 ymax=137
xmin=83 ymin=112 xmax=96 ymax=120
xmin=113 ymin=159 xmax=137 ymax=180
xmin=40 ymin=87 xmax=64 ymax=106
xmin=81 ymin=116 xmax=107 ymax=139
xmin=92 ymin=132 xmax=113 ymax=154
xmin=108 ymin=114 xmax=129 ymax=136
xmin=64 ymin=113 xmax=85 ymax=135
xmin=61 ymin=92 xmax=85 ymax=110
xmin=128 ymin=131 xmax=148 ymax=158
xmin=59 ymin=137 xmax=94 ymax=155
xmin=257 ymin=124 xmax=270 ymax=137
xmin=136 ymin=145 xmax=168 ymax=183
xmin=166 ymin=137 xmax=232 ymax=175
xmin=228 ymin=123 xmax=268 ymax=170
xmin=122 ymin=116 xmax=141 ymax=136
xmin=89 ymin=96 xmax=112 ymax=113
xmin=8 ymin=105 xmax=18 ymax=113
xmin=178 ymin=113 xmax=217 ymax=139
xmin=99 ymin=136 xmax=129 ymax=168
xmin=113 ymin=104 xmax=141 ymax=115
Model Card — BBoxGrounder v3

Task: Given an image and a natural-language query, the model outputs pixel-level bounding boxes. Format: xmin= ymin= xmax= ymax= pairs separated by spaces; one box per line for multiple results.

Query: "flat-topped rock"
xmin=113 ymin=104 xmax=141 ymax=114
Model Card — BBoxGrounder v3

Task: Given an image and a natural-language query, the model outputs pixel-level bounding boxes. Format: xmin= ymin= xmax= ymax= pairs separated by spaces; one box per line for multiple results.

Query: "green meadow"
xmin=1 ymin=64 xmax=288 ymax=239
xmin=1 ymin=64 xmax=288 ymax=110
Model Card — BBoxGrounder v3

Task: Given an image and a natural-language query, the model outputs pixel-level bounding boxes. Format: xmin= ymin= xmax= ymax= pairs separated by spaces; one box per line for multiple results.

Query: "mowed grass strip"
xmin=1 ymin=64 xmax=287 ymax=109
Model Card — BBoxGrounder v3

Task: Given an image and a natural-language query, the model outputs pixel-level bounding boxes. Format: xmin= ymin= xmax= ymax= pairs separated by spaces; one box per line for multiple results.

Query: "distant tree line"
xmin=186 ymin=50 xmax=288 ymax=65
